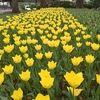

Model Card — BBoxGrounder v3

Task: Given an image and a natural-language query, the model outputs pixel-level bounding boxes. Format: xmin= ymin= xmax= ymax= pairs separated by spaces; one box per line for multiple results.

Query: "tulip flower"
xmin=19 ymin=70 xmax=30 ymax=81
xmin=25 ymin=58 xmax=34 ymax=67
xmin=0 ymin=72 xmax=4 ymax=85
xmin=64 ymin=71 xmax=84 ymax=88
xmin=67 ymin=87 xmax=83 ymax=97
xmin=11 ymin=88 xmax=23 ymax=100
xmin=12 ymin=54 xmax=22 ymax=64
xmin=35 ymin=93 xmax=50 ymax=100
xmin=47 ymin=60 xmax=57 ymax=69
xmin=2 ymin=64 xmax=14 ymax=74
xmin=85 ymin=54 xmax=95 ymax=64
xmin=40 ymin=76 xmax=54 ymax=89
xmin=35 ymin=52 xmax=43 ymax=60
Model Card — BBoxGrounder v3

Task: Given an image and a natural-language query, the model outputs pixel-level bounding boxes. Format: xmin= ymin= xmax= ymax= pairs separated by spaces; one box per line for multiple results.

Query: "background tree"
xmin=3 ymin=0 xmax=20 ymax=13
xmin=11 ymin=0 xmax=20 ymax=13
xmin=35 ymin=0 xmax=37 ymax=4
xmin=40 ymin=0 xmax=46 ymax=8
xmin=76 ymin=0 xmax=84 ymax=8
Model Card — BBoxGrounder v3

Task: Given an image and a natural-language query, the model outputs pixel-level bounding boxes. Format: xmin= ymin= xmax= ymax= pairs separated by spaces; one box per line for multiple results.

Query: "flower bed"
xmin=0 ymin=8 xmax=100 ymax=100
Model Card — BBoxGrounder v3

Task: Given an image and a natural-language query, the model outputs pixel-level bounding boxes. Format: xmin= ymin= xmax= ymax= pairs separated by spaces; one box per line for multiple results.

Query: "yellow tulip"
xmin=85 ymin=54 xmax=95 ymax=64
xmin=0 ymin=72 xmax=4 ymax=85
xmin=11 ymin=88 xmax=23 ymax=100
xmin=54 ymin=40 xmax=60 ymax=47
xmin=83 ymin=34 xmax=91 ymax=40
xmin=13 ymin=34 xmax=17 ymax=37
xmin=47 ymin=34 xmax=52 ymax=38
xmin=40 ymin=76 xmax=54 ymax=89
xmin=0 ymin=49 xmax=4 ymax=55
xmin=97 ymin=34 xmax=100 ymax=40
xmin=2 ymin=64 xmax=14 ymax=74
xmin=0 ymin=54 xmax=2 ymax=60
xmin=43 ymin=38 xmax=49 ymax=44
xmin=96 ymin=74 xmax=100 ymax=84
xmin=25 ymin=58 xmax=34 ymax=67
xmin=23 ymin=53 xmax=29 ymax=58
xmin=82 ymin=26 xmax=87 ymax=31
xmin=47 ymin=40 xmax=55 ymax=47
xmin=69 ymin=24 xmax=76 ymax=30
xmin=31 ymin=39 xmax=38 ymax=44
xmin=35 ymin=93 xmax=50 ymax=100
xmin=13 ymin=36 xmax=21 ymax=41
xmin=19 ymin=70 xmax=30 ymax=81
xmin=14 ymin=40 xmax=21 ymax=46
xmin=63 ymin=25 xmax=68 ymax=30
xmin=64 ymin=32 xmax=70 ymax=36
xmin=3 ymin=38 xmax=10 ymax=44
xmin=85 ymin=41 xmax=91 ymax=46
xmin=34 ymin=44 xmax=42 ymax=51
xmin=4 ymin=44 xmax=14 ymax=53
xmin=19 ymin=45 xmax=28 ymax=53
xmin=27 ymin=39 xmax=32 ymax=44
xmin=76 ymin=42 xmax=82 ymax=47
xmin=63 ymin=44 xmax=74 ymax=53
xmin=71 ymin=56 xmax=83 ymax=66
xmin=64 ymin=71 xmax=84 ymax=88
xmin=35 ymin=52 xmax=43 ymax=60
xmin=47 ymin=60 xmax=57 ymax=69
xmin=12 ymin=54 xmax=22 ymax=64
xmin=52 ymin=35 xmax=57 ymax=40
xmin=76 ymin=37 xmax=81 ymax=41
xmin=65 ymin=36 xmax=71 ymax=43
xmin=67 ymin=87 xmax=83 ymax=97
xmin=38 ymin=69 xmax=50 ymax=79
xmin=45 ymin=51 xmax=53 ymax=59
xmin=91 ymin=43 xmax=99 ymax=51
xmin=21 ymin=40 xmax=27 ymax=45
xmin=61 ymin=40 xmax=66 ymax=45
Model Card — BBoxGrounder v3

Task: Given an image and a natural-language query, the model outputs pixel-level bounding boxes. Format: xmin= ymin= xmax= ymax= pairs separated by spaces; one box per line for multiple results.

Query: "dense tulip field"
xmin=0 ymin=8 xmax=100 ymax=100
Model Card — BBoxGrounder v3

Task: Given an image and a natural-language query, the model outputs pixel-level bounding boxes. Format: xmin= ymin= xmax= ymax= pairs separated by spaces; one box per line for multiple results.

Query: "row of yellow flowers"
xmin=0 ymin=8 xmax=100 ymax=100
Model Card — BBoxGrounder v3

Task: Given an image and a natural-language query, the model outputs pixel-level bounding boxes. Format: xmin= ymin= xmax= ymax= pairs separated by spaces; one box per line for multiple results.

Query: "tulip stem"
xmin=87 ymin=64 xmax=91 ymax=97
xmin=95 ymin=85 xmax=100 ymax=98
xmin=25 ymin=81 xmax=32 ymax=92
xmin=73 ymin=88 xmax=76 ymax=100
xmin=67 ymin=53 xmax=70 ymax=71
xmin=9 ymin=75 xmax=14 ymax=89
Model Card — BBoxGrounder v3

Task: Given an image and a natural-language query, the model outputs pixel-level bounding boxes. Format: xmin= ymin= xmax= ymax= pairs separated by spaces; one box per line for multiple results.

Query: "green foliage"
xmin=83 ymin=1 xmax=93 ymax=9
xmin=36 ymin=4 xmax=40 ymax=10
xmin=19 ymin=3 xmax=26 ymax=10
xmin=19 ymin=2 xmax=40 ymax=10
xmin=67 ymin=8 xmax=100 ymax=35
xmin=30 ymin=4 xmax=36 ymax=10
xmin=51 ymin=1 xmax=75 ymax=8
xmin=93 ymin=0 xmax=100 ymax=8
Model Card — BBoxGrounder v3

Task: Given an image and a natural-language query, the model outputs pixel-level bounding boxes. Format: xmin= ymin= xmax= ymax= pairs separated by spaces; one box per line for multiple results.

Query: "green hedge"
xmin=50 ymin=1 xmax=75 ymax=8
xmin=83 ymin=1 xmax=93 ymax=9
xmin=93 ymin=0 xmax=100 ymax=8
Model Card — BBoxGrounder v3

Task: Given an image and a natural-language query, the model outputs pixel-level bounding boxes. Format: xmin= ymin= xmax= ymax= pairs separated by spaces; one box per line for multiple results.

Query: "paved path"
xmin=0 ymin=9 xmax=12 ymax=14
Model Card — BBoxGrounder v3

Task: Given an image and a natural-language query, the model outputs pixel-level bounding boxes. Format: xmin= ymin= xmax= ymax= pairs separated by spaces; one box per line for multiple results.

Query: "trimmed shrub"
xmin=83 ymin=1 xmax=93 ymax=9
xmin=93 ymin=0 xmax=100 ymax=8
xmin=51 ymin=1 xmax=75 ymax=8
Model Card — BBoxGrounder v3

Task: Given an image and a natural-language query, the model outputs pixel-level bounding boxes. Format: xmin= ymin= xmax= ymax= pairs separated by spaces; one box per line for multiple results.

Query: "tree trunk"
xmin=35 ymin=0 xmax=37 ymax=4
xmin=76 ymin=0 xmax=84 ymax=8
xmin=12 ymin=0 xmax=20 ymax=13
xmin=40 ymin=0 xmax=46 ymax=8
xmin=10 ymin=0 xmax=12 ymax=8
